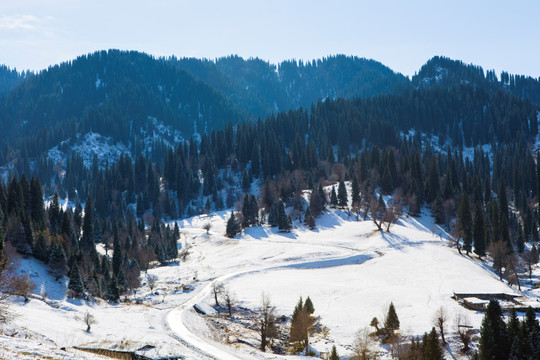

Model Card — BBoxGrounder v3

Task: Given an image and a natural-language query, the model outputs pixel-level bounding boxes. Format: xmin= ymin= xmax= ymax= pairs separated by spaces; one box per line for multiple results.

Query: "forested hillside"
xmin=413 ymin=56 xmax=540 ymax=105
xmin=175 ymin=54 xmax=410 ymax=119
xmin=0 ymin=50 xmax=539 ymax=314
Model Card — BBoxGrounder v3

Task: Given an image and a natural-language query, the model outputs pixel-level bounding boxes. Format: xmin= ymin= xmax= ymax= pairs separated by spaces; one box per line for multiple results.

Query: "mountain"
xmin=0 ymin=65 xmax=26 ymax=95
xmin=175 ymin=54 xmax=410 ymax=119
xmin=413 ymin=56 xmax=540 ymax=105
xmin=0 ymin=50 xmax=250 ymax=160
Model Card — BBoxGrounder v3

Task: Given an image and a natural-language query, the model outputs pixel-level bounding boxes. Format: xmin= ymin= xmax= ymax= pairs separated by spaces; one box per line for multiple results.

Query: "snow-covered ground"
xmin=2 ymin=199 xmax=535 ymax=359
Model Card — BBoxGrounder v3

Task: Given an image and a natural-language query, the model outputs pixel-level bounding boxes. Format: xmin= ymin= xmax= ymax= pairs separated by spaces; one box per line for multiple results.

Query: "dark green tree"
xmin=479 ymin=300 xmax=509 ymax=360
xmin=458 ymin=193 xmax=473 ymax=255
xmin=68 ymin=259 xmax=85 ymax=298
xmin=385 ymin=302 xmax=400 ymax=331
xmin=330 ymin=345 xmax=340 ymax=360
xmin=337 ymin=179 xmax=348 ymax=209
xmin=81 ymin=198 xmax=95 ymax=251
xmin=112 ymin=224 xmax=122 ymax=277
xmin=330 ymin=186 xmax=338 ymax=208
xmin=473 ymin=201 xmax=486 ymax=258
xmin=48 ymin=242 xmax=67 ymax=279
xmin=226 ymin=212 xmax=241 ymax=238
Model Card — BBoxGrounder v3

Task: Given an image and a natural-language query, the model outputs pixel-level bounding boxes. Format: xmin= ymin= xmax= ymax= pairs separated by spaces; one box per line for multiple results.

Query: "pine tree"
xmin=422 ymin=327 xmax=443 ymax=360
xmin=304 ymin=206 xmax=315 ymax=230
xmin=309 ymin=187 xmax=324 ymax=218
xmin=479 ymin=300 xmax=509 ymax=360
xmin=351 ymin=176 xmax=360 ymax=205
xmin=330 ymin=345 xmax=340 ymax=360
xmin=385 ymin=302 xmax=400 ymax=331
xmin=107 ymin=275 xmax=120 ymax=302
xmin=330 ymin=186 xmax=338 ymax=208
xmin=268 ymin=202 xmax=279 ymax=227
xmin=48 ymin=242 xmax=66 ymax=279
xmin=458 ymin=193 xmax=473 ymax=255
xmin=226 ymin=212 xmax=240 ymax=238
xmin=337 ymin=179 xmax=348 ymax=209
xmin=427 ymin=156 xmax=440 ymax=204
xmin=68 ymin=259 xmax=85 ymax=298
xmin=112 ymin=224 xmax=122 ymax=277
xmin=277 ymin=200 xmax=292 ymax=232
xmin=473 ymin=201 xmax=486 ymax=258
xmin=81 ymin=198 xmax=95 ymax=251
xmin=29 ymin=177 xmax=44 ymax=229
xmin=304 ymin=297 xmax=315 ymax=314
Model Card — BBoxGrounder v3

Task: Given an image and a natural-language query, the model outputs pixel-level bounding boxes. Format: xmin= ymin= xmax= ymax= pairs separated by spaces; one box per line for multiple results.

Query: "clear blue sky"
xmin=1 ymin=0 xmax=539 ymax=78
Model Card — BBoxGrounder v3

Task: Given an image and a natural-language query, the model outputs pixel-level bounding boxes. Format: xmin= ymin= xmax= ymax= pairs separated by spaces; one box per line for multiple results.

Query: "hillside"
xmin=413 ymin=56 xmax=540 ymax=105
xmin=175 ymin=55 xmax=410 ymax=119
xmin=3 ymin=197 xmax=538 ymax=359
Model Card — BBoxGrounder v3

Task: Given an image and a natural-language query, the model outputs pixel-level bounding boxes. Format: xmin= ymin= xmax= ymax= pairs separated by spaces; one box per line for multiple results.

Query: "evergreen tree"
xmin=226 ymin=212 xmax=241 ymax=238
xmin=304 ymin=297 xmax=315 ymax=314
xmin=385 ymin=302 xmax=400 ymax=331
xmin=458 ymin=193 xmax=473 ymax=255
xmin=304 ymin=206 xmax=316 ymax=230
xmin=107 ymin=275 xmax=120 ymax=302
xmin=29 ymin=178 xmax=44 ymax=229
xmin=422 ymin=327 xmax=443 ymax=360
xmin=427 ymin=156 xmax=440 ymax=204
xmin=351 ymin=176 xmax=360 ymax=207
xmin=81 ymin=198 xmax=95 ymax=251
xmin=277 ymin=200 xmax=292 ymax=232
xmin=329 ymin=345 xmax=340 ymax=360
xmin=473 ymin=201 xmax=486 ymax=258
xmin=337 ymin=179 xmax=348 ymax=209
xmin=516 ymin=225 xmax=525 ymax=253
xmin=479 ymin=300 xmax=509 ymax=360
xmin=268 ymin=202 xmax=279 ymax=227
xmin=48 ymin=242 xmax=66 ymax=279
xmin=309 ymin=186 xmax=324 ymax=218
xmin=330 ymin=186 xmax=338 ymax=207
xmin=112 ymin=224 xmax=122 ymax=277
xmin=68 ymin=259 xmax=85 ymax=298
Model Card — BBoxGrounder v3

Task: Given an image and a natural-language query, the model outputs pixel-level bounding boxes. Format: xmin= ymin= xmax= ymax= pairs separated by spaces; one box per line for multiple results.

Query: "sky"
xmin=1 ymin=0 xmax=539 ymax=78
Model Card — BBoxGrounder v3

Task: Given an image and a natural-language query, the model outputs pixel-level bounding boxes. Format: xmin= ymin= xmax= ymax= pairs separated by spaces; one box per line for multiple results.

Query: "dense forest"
xmin=0 ymin=50 xmax=539 ymax=309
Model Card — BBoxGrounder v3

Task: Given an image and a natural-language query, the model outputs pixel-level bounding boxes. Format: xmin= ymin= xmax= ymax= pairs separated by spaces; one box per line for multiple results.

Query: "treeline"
xmin=413 ymin=56 xmax=540 ymax=106
xmin=0 ymin=175 xmax=179 ymax=301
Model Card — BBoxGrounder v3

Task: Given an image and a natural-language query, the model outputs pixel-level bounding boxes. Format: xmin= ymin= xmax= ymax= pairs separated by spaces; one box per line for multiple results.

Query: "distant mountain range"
xmin=0 ymin=50 xmax=538 ymax=162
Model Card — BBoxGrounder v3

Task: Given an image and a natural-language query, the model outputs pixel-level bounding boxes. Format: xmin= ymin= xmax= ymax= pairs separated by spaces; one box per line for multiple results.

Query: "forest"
xmin=0 ymin=50 xmax=540 ymax=358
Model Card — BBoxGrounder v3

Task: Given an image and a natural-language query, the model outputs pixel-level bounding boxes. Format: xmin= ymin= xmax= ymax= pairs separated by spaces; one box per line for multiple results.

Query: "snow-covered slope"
xmin=3 ymin=199 xmax=536 ymax=359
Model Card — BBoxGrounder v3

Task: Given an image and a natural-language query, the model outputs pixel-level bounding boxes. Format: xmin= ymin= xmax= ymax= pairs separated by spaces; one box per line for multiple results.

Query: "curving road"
xmin=165 ymin=249 xmax=373 ymax=360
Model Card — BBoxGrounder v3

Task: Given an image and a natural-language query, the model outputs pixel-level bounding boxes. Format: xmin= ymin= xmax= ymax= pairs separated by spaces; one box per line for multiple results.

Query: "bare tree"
xmin=455 ymin=312 xmax=473 ymax=352
xmin=504 ymin=253 xmax=523 ymax=291
xmin=202 ymin=222 xmax=212 ymax=234
xmin=523 ymin=247 xmax=539 ymax=280
xmin=212 ymin=283 xmax=224 ymax=307
xmin=383 ymin=189 xmax=403 ymax=232
xmin=179 ymin=243 xmax=191 ymax=261
xmin=450 ymin=226 xmax=462 ymax=255
xmin=222 ymin=287 xmax=235 ymax=317
xmin=78 ymin=311 xmax=97 ymax=333
xmin=369 ymin=196 xmax=385 ymax=231
xmin=433 ymin=306 xmax=448 ymax=345
xmin=258 ymin=293 xmax=277 ymax=352
xmin=0 ymin=259 xmax=35 ymax=303
xmin=488 ymin=241 xmax=509 ymax=281
xmin=147 ymin=274 xmax=157 ymax=292
xmin=351 ymin=327 xmax=377 ymax=360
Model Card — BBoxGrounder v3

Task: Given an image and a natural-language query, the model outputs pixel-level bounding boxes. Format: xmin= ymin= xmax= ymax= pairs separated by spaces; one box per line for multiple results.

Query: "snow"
xmin=4 ymin=194 xmax=539 ymax=359
xmin=47 ymin=132 xmax=131 ymax=169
